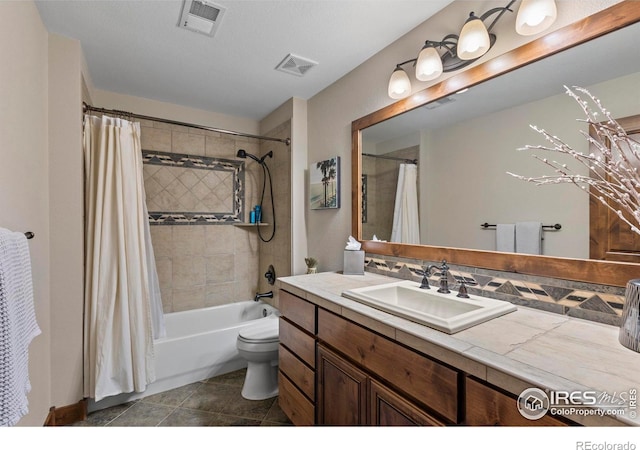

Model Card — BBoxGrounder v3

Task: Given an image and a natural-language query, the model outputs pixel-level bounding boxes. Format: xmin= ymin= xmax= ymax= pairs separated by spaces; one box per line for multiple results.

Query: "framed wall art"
xmin=310 ymin=156 xmax=340 ymax=210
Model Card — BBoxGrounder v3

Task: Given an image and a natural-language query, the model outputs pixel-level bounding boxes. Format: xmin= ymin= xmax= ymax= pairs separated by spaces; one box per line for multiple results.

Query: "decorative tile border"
xmin=364 ymin=254 xmax=626 ymax=327
xmin=142 ymin=150 xmax=244 ymax=225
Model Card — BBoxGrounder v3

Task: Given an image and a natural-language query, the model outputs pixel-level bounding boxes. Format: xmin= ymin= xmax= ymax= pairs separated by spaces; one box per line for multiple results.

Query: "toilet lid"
xmin=238 ymin=317 xmax=279 ymax=343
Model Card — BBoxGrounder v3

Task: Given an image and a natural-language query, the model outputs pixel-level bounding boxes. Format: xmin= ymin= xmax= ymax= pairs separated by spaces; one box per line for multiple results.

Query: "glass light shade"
xmin=415 ymin=46 xmax=443 ymax=81
xmin=515 ymin=0 xmax=557 ymax=36
xmin=388 ymin=67 xmax=411 ymax=99
xmin=457 ymin=15 xmax=490 ymax=60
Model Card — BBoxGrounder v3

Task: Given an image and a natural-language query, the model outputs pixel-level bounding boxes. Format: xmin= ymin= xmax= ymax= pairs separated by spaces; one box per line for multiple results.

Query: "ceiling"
xmin=35 ymin=0 xmax=453 ymax=121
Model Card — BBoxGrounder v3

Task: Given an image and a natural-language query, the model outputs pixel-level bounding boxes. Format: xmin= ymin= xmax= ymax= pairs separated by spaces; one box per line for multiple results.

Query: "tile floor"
xmin=73 ymin=369 xmax=292 ymax=426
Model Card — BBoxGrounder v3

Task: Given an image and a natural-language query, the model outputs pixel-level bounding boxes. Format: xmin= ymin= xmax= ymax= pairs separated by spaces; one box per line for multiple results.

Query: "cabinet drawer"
xmin=465 ymin=377 xmax=568 ymax=426
xmin=280 ymin=290 xmax=316 ymax=334
xmin=317 ymin=308 xmax=458 ymax=423
xmin=279 ymin=344 xmax=315 ymax=400
xmin=278 ymin=372 xmax=314 ymax=426
xmin=279 ymin=317 xmax=315 ymax=368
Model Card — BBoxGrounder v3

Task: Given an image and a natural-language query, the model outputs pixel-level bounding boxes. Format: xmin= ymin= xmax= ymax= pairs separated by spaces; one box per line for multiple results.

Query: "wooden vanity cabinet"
xmin=278 ymin=287 xmax=573 ymax=427
xmin=317 ymin=308 xmax=456 ymax=425
xmin=278 ymin=290 xmax=317 ymax=425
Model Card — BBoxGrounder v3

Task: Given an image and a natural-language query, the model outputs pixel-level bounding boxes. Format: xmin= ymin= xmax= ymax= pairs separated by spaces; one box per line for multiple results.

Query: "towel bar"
xmin=480 ymin=223 xmax=561 ymax=230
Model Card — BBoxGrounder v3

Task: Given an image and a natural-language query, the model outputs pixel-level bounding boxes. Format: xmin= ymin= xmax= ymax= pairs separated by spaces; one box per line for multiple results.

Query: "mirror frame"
xmin=352 ymin=1 xmax=640 ymax=288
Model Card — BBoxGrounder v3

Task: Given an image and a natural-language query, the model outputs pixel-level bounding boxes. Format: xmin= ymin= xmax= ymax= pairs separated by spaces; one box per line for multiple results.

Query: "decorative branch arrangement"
xmin=508 ymin=86 xmax=640 ymax=235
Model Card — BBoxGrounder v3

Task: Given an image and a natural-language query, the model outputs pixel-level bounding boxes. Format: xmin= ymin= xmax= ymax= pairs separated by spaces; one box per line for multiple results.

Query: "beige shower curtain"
xmin=391 ymin=163 xmax=420 ymax=244
xmin=83 ymin=114 xmax=163 ymax=401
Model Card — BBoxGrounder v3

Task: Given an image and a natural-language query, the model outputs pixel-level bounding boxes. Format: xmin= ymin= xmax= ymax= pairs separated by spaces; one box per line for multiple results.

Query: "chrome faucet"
xmin=426 ymin=260 xmax=452 ymax=294
xmin=254 ymin=291 xmax=274 ymax=302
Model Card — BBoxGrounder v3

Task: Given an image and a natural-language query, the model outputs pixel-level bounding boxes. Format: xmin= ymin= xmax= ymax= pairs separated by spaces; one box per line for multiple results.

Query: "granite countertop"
xmin=276 ymin=271 xmax=640 ymax=427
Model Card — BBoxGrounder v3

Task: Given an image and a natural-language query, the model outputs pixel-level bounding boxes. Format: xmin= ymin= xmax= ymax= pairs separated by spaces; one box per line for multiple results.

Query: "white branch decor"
xmin=507 ymin=86 xmax=640 ymax=235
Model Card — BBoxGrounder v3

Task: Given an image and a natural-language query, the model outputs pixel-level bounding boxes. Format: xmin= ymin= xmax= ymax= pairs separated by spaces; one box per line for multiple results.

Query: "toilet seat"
xmin=237 ymin=317 xmax=279 ymax=344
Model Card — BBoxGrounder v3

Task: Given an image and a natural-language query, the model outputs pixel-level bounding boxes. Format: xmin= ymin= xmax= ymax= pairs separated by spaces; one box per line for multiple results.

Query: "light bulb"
xmin=416 ymin=46 xmax=443 ymax=81
xmin=388 ymin=67 xmax=411 ymax=99
xmin=516 ymin=0 xmax=557 ymax=36
xmin=457 ymin=13 xmax=490 ymax=61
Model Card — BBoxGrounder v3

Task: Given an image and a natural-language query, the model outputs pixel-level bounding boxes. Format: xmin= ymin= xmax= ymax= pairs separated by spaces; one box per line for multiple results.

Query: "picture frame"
xmin=310 ymin=156 xmax=340 ymax=209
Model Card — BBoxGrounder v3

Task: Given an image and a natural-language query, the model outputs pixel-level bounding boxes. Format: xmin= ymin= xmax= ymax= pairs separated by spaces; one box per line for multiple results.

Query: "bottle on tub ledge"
xmin=254 ymin=205 xmax=261 ymax=223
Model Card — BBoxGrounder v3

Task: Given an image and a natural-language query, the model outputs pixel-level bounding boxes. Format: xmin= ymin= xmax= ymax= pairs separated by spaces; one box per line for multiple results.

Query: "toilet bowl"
xmin=236 ymin=315 xmax=279 ymax=400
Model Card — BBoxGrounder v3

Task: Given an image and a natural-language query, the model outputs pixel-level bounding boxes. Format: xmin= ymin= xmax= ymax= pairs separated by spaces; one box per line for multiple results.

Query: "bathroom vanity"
xmin=276 ymin=272 xmax=639 ymax=427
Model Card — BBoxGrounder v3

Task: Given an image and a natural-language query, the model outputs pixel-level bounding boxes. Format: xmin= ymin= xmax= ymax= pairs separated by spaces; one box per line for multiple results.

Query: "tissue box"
xmin=343 ymin=250 xmax=365 ymax=275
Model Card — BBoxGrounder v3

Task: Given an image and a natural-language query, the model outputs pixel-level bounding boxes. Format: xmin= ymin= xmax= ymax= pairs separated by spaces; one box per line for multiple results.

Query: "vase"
xmin=619 ymin=279 xmax=640 ymax=352
xmin=306 ymin=267 xmax=317 ymax=274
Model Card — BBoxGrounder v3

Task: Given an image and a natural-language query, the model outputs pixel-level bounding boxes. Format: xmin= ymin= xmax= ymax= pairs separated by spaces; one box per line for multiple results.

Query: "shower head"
xmin=236 ymin=149 xmax=273 ymax=165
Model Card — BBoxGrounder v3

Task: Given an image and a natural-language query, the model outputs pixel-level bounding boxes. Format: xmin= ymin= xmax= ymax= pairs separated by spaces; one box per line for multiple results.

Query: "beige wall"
xmin=306 ymin=0 xmax=622 ymax=271
xmin=0 ymin=1 xmax=51 ymax=426
xmin=48 ymin=33 xmax=85 ymax=410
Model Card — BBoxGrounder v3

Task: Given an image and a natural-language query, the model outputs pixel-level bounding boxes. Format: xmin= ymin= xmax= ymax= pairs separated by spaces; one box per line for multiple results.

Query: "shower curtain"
xmin=390 ymin=164 xmax=420 ymax=244
xmin=83 ymin=114 xmax=165 ymax=401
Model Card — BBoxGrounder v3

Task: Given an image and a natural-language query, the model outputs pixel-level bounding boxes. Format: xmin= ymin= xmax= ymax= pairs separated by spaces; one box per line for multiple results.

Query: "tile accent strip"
xmin=142 ymin=150 xmax=244 ymax=225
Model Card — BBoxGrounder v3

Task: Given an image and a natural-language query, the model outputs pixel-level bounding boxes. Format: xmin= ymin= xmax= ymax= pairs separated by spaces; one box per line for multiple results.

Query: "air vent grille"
xmin=275 ymin=54 xmax=318 ymax=77
xmin=189 ymin=1 xmax=220 ymax=21
xmin=178 ymin=0 xmax=226 ymax=37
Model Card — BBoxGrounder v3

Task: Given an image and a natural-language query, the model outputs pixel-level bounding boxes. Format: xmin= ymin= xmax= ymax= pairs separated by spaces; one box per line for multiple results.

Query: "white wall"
xmin=0 ymin=1 xmax=51 ymax=426
xmin=306 ymin=0 xmax=622 ymax=271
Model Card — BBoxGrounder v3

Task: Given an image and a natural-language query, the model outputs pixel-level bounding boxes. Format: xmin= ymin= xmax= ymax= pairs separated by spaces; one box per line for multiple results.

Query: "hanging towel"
xmin=516 ymin=221 xmax=543 ymax=255
xmin=496 ymin=224 xmax=515 ymax=252
xmin=0 ymin=228 xmax=40 ymax=427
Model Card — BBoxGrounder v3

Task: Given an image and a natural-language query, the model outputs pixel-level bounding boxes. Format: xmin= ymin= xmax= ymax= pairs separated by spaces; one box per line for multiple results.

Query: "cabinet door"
xmin=370 ymin=379 xmax=444 ymax=426
xmin=317 ymin=345 xmax=367 ymax=425
xmin=465 ymin=378 xmax=569 ymax=426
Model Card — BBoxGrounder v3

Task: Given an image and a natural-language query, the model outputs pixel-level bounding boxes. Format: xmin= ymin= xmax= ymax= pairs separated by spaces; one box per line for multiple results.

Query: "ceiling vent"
xmin=275 ymin=54 xmax=318 ymax=77
xmin=178 ymin=0 xmax=226 ymax=37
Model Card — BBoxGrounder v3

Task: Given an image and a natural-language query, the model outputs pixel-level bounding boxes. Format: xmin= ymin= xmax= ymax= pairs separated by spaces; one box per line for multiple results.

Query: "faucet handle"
xmin=418 ymin=266 xmax=431 ymax=289
xmin=456 ymin=279 xmax=478 ymax=298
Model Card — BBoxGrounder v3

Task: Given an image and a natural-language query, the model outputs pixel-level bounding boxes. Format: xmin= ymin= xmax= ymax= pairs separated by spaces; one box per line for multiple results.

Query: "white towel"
xmin=0 ymin=228 xmax=40 ymax=427
xmin=516 ymin=221 xmax=543 ymax=255
xmin=496 ymin=224 xmax=515 ymax=252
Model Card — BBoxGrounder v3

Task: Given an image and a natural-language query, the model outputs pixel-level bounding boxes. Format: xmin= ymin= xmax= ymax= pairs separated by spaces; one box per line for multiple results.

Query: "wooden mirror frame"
xmin=352 ymin=1 xmax=640 ymax=288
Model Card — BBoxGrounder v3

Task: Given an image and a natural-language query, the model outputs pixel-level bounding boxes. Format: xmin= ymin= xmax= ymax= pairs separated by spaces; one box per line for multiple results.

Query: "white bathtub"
xmin=89 ymin=300 xmax=279 ymax=412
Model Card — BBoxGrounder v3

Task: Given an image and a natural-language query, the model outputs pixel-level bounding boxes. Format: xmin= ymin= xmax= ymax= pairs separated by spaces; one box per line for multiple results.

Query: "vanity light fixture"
xmin=388 ymin=0 xmax=557 ymax=98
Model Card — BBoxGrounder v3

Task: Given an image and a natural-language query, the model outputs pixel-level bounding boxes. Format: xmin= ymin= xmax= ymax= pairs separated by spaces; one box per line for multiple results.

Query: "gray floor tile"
xmin=76 ymin=369 xmax=291 ymax=427
xmin=107 ymin=402 xmax=175 ymax=427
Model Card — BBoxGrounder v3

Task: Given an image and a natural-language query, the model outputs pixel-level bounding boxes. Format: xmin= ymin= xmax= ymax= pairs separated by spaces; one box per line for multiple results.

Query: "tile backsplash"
xmin=364 ymin=254 xmax=626 ymax=327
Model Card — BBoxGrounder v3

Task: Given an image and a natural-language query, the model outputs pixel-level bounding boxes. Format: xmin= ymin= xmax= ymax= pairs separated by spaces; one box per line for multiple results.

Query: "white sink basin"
xmin=342 ymin=280 xmax=516 ymax=334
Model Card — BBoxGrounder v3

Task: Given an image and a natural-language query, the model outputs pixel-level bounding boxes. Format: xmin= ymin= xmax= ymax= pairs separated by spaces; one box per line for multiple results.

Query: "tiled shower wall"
xmin=257 ymin=121 xmax=292 ymax=308
xmin=362 ymin=145 xmax=419 ymax=241
xmin=140 ymin=118 xmax=290 ymax=313
xmin=364 ymin=254 xmax=627 ymax=327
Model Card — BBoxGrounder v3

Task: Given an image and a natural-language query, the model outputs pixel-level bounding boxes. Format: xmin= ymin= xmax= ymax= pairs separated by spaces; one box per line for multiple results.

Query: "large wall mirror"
xmin=352 ymin=2 xmax=640 ymax=287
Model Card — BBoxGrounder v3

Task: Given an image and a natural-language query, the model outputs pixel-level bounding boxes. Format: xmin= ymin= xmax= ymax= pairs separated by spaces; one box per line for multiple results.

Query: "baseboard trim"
xmin=44 ymin=399 xmax=88 ymax=426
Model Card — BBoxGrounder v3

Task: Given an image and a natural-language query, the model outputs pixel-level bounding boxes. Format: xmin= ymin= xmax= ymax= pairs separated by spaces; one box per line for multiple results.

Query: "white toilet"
xmin=236 ymin=315 xmax=280 ymax=400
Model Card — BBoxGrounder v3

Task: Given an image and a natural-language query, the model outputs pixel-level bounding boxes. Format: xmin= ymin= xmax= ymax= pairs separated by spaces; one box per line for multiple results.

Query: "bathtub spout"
xmin=254 ymin=291 xmax=274 ymax=302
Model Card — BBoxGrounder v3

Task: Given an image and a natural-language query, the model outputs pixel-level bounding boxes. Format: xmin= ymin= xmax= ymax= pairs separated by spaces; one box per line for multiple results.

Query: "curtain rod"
xmin=362 ymin=153 xmax=417 ymax=165
xmin=82 ymin=103 xmax=290 ymax=146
